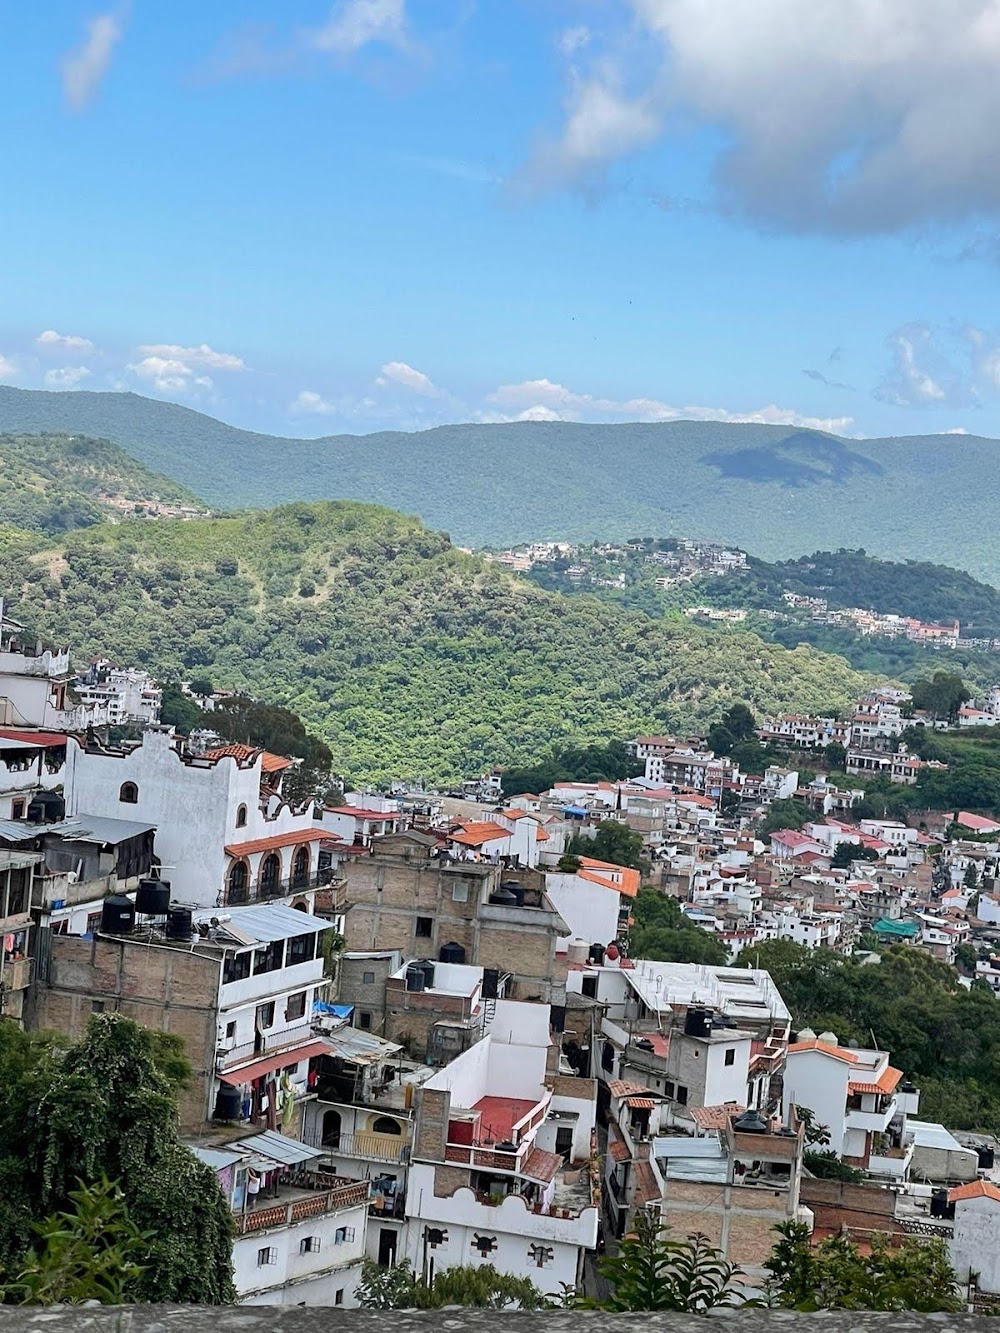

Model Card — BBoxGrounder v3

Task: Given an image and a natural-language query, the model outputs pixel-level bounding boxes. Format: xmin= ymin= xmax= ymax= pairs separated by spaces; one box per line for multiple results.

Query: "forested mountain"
xmin=0 ymin=501 xmax=869 ymax=782
xmin=0 ymin=386 xmax=998 ymax=579
xmin=0 ymin=433 xmax=203 ymax=538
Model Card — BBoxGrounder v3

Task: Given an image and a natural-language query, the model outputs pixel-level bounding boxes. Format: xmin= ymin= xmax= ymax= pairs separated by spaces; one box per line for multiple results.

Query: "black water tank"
xmin=684 ymin=1006 xmax=712 ymax=1038
xmin=500 ymin=881 xmax=525 ymax=906
xmin=165 ymin=906 xmax=193 ymax=941
xmin=635 ymin=1038 xmax=655 ymax=1051
xmin=135 ymin=878 xmax=170 ymax=917
xmin=405 ymin=965 xmax=426 ymax=993
xmin=439 ymin=941 xmax=467 ymax=965
xmin=101 ymin=894 xmax=135 ymax=935
xmin=733 ymin=1108 xmax=769 ymax=1135
xmin=930 ymin=1188 xmax=951 ymax=1219
xmin=979 ymin=1145 xmax=996 ymax=1170
xmin=488 ymin=885 xmax=518 ymax=906
xmin=481 ymin=967 xmax=500 ymax=999
xmin=27 ymin=790 xmax=65 ymax=823
xmin=589 ymin=943 xmax=605 ymax=965
xmin=416 ymin=959 xmax=436 ymax=989
xmin=213 ymin=1083 xmax=242 ymax=1122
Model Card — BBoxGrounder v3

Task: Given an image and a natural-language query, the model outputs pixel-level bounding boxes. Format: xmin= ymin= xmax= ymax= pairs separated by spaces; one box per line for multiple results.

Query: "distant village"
xmin=6 ymin=599 xmax=1000 ymax=1308
xmin=484 ymin=536 xmax=1000 ymax=653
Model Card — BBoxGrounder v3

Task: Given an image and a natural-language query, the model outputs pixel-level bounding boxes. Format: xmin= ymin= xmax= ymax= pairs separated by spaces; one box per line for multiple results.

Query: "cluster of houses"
xmin=5 ymin=606 xmax=1000 ymax=1308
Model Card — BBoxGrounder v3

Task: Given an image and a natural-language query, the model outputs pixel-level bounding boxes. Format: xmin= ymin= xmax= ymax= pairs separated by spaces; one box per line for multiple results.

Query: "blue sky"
xmin=3 ymin=1 xmax=1000 ymax=439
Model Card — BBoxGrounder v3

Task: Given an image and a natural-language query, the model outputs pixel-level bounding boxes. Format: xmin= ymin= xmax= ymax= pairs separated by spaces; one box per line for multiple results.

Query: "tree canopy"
xmin=629 ymin=888 xmax=728 ymax=966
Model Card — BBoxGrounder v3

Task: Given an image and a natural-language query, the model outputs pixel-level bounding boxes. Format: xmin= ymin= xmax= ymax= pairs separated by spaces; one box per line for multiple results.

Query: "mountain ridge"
xmin=0 ymin=386 xmax=998 ymax=579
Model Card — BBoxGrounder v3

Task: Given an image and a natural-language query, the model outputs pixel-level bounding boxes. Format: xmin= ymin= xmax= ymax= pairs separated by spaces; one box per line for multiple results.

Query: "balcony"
xmin=846 ymin=1098 xmax=897 ymax=1134
xmin=218 ymin=1025 xmax=318 ymax=1071
xmin=221 ymin=868 xmax=339 ymax=908
xmin=304 ymin=1129 xmax=409 ymax=1165
xmin=1 ymin=956 xmax=32 ymax=991
xmin=234 ymin=1177 xmax=371 ymax=1235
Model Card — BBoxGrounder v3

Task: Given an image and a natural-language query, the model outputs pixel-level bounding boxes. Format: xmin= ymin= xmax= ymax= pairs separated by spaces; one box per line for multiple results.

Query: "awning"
xmin=218 ymin=1039 xmax=331 ymax=1086
xmin=234 ymin=1129 xmax=324 ymax=1167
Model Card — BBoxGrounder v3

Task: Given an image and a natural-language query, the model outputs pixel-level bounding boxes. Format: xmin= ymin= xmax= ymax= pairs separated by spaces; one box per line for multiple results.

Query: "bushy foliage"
xmin=0 ymin=500 xmax=869 ymax=783
xmin=355 ymin=1258 xmax=543 ymax=1309
xmin=629 ymin=888 xmax=728 ymax=966
xmin=589 ymin=1210 xmax=742 ymax=1312
xmin=0 ymin=1015 xmax=234 ymax=1304
xmin=568 ymin=820 xmax=646 ymax=869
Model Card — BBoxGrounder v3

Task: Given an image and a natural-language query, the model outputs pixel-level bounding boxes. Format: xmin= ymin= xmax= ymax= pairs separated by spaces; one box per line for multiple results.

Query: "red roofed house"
xmin=956 ymin=811 xmax=1000 ymax=836
xmin=321 ymin=794 xmax=402 ymax=849
xmin=769 ymin=829 xmax=825 ymax=861
xmin=405 ymin=999 xmax=598 ymax=1290
xmin=545 ymin=855 xmax=640 ymax=953
xmin=782 ymin=1036 xmax=918 ymax=1177
xmin=65 ymin=729 xmax=341 ymax=910
xmin=949 ymin=1179 xmax=1000 ymax=1295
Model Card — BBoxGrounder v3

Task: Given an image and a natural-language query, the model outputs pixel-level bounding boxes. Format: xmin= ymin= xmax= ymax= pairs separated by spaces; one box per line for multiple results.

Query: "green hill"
xmin=0 ymin=387 xmax=998 ymax=580
xmin=0 ymin=432 xmax=204 ymax=538
xmin=0 ymin=501 xmax=869 ymax=782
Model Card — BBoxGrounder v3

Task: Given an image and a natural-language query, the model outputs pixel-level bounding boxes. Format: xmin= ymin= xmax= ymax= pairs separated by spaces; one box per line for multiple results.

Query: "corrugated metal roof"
xmin=190 ymin=1145 xmax=244 ymax=1170
xmin=0 ymin=821 xmax=40 ymax=844
xmin=322 ymin=1026 xmax=402 ymax=1064
xmin=0 ymin=737 xmax=41 ymax=751
xmin=234 ymin=1129 xmax=324 ymax=1167
xmin=204 ymin=903 xmax=334 ymax=946
xmin=45 ymin=815 xmax=156 ymax=845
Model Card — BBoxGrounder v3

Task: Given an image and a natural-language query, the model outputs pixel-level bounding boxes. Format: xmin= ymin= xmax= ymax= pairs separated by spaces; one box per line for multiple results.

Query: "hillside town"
xmin=5 ymin=597 xmax=1000 ymax=1310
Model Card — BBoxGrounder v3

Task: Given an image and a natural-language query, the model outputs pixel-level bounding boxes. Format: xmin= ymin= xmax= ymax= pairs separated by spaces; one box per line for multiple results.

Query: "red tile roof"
xmin=448 ymin=822 xmax=511 ymax=848
xmin=224 ymin=827 xmax=337 ymax=858
xmin=522 ymin=1146 xmax=563 ymax=1184
xmin=0 ymin=729 xmax=69 ymax=747
xmin=577 ymin=856 xmax=641 ymax=898
xmin=607 ymin=1079 xmax=645 ymax=1099
xmin=786 ymin=1039 xmax=859 ymax=1064
xmin=218 ymin=1039 xmax=332 ymax=1085
xmin=691 ymin=1102 xmax=746 ymax=1130
xmin=203 ymin=743 xmax=293 ymax=773
xmin=326 ymin=806 xmax=396 ymax=821
xmin=608 ymin=1137 xmax=631 ymax=1162
xmin=849 ymin=1066 xmax=902 ymax=1096
xmin=950 ymin=1180 xmax=1000 ymax=1204
xmin=624 ymin=1096 xmax=657 ymax=1110
xmin=633 ymin=1160 xmax=661 ymax=1205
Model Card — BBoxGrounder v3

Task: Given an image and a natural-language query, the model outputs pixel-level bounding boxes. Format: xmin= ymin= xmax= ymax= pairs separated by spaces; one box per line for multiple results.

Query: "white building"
xmin=73 ymin=659 xmax=162 ymax=726
xmin=65 ymin=730 xmax=340 ymax=909
xmin=949 ymin=1181 xmax=1000 ymax=1296
xmin=192 ymin=1129 xmax=370 ymax=1307
xmin=0 ymin=612 xmax=76 ymax=730
xmin=545 ymin=856 xmax=638 ymax=954
xmin=782 ymin=1036 xmax=917 ymax=1176
xmin=404 ymin=1001 xmax=598 ymax=1294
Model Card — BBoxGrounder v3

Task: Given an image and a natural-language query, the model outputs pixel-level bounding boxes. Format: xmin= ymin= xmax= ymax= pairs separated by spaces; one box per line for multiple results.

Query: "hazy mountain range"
xmin=0 ymin=386 xmax=995 ymax=580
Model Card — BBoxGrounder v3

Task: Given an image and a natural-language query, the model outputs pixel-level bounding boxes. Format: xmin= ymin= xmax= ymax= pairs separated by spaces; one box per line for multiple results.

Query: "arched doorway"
xmin=228 ymin=860 xmax=249 ymax=905
xmin=259 ymin=853 xmax=281 ymax=898
xmin=372 ymin=1116 xmax=402 ymax=1137
xmin=322 ymin=1108 xmax=342 ymax=1147
xmin=292 ymin=844 xmax=310 ymax=889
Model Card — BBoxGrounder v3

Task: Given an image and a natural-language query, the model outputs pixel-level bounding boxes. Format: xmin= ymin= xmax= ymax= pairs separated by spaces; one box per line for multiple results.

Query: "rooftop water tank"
xmin=439 ymin=941 xmax=467 ymax=965
xmin=568 ymin=939 xmax=589 ymax=966
xmin=101 ymin=894 xmax=135 ymax=935
xmin=405 ymin=965 xmax=426 ymax=993
xmin=135 ymin=878 xmax=170 ymax=917
xmin=165 ymin=906 xmax=193 ymax=942
xmin=488 ymin=885 xmax=518 ymax=906
xmin=213 ymin=1083 xmax=242 ymax=1122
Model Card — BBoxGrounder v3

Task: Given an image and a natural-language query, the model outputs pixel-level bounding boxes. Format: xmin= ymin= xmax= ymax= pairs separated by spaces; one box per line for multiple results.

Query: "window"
xmin=256 ymin=1001 xmax=275 ymax=1031
xmin=225 ymin=1021 xmax=236 ymax=1040
xmin=287 ymin=933 xmax=316 ymax=966
xmin=257 ymin=1247 xmax=277 ymax=1266
xmin=528 ymin=1243 xmax=554 ymax=1269
xmin=254 ymin=940 xmax=284 ymax=974
xmin=452 ymin=881 xmax=469 ymax=903
xmin=91 ymin=1000 xmax=105 ymax=1014
xmin=86 ymin=912 xmax=102 ymax=935
xmin=300 ymin=1236 xmax=321 ymax=1254
xmin=425 ymin=1228 xmax=447 ymax=1249
xmin=724 ymin=1048 xmax=736 ymax=1066
xmin=601 ymin=1041 xmax=615 ymax=1073
xmin=358 ymin=1011 xmax=372 ymax=1030
xmin=118 ymin=782 xmax=138 ymax=804
xmin=363 ymin=970 xmax=376 ymax=985
xmin=259 ymin=853 xmax=281 ymax=897
xmin=581 ymin=975 xmax=598 ymax=999
xmin=334 ymin=1290 xmax=344 ymax=1307
xmin=663 ymin=1080 xmax=675 ymax=1099
xmin=677 ymin=1085 xmax=688 ymax=1105
xmin=372 ymin=1116 xmax=402 ymax=1136
xmin=223 ymin=951 xmax=252 ymax=985
xmin=235 ymin=804 xmax=248 ymax=828
xmin=472 ymin=1234 xmax=497 ymax=1258
xmin=227 ymin=860 xmax=249 ymax=905
xmin=416 ymin=916 xmax=433 ymax=938
xmin=285 ymin=991 xmax=307 ymax=1022
xmin=10 ymin=799 xmax=25 ymax=820
xmin=334 ymin=1226 xmax=356 ymax=1245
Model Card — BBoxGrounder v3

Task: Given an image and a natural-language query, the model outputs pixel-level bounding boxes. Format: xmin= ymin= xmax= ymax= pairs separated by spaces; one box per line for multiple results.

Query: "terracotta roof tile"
xmin=607 ymin=1079 xmax=645 ymax=1098
xmin=224 ymin=828 xmax=337 ymax=857
xmin=950 ymin=1180 xmax=1000 ymax=1204
xmin=203 ymin=743 xmax=293 ymax=774
xmin=691 ymin=1103 xmax=745 ymax=1130
xmin=849 ymin=1066 xmax=902 ymax=1096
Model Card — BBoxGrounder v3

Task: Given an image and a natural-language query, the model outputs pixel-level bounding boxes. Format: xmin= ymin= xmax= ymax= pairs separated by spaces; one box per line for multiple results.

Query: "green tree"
xmin=765 ymin=1221 xmax=963 ymax=1312
xmin=759 ymin=798 xmax=811 ymax=839
xmin=910 ymin=671 xmax=971 ymax=723
xmin=187 ymin=675 xmax=214 ymax=698
xmin=963 ymin=861 xmax=980 ymax=891
xmin=355 ymin=1258 xmax=543 ymax=1310
xmin=831 ymin=842 xmax=880 ymax=869
xmin=824 ymin=742 xmax=847 ymax=770
xmin=591 ymin=1210 xmax=741 ymax=1312
xmin=158 ymin=682 xmax=203 ymax=733
xmin=569 ymin=820 xmax=645 ymax=869
xmin=721 ymin=702 xmax=757 ymax=741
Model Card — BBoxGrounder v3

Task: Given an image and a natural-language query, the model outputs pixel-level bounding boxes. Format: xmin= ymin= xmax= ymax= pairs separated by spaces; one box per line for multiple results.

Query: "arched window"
xmin=119 ymin=782 xmax=138 ymax=804
xmin=292 ymin=844 xmax=310 ymax=888
xmin=235 ymin=804 xmax=248 ymax=828
xmin=228 ymin=861 xmax=249 ymax=905
xmin=322 ymin=1109 xmax=342 ymax=1148
xmin=372 ymin=1116 xmax=402 ymax=1137
xmin=260 ymin=853 xmax=281 ymax=898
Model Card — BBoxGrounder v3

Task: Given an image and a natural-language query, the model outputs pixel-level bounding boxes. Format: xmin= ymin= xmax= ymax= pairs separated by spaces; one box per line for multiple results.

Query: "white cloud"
xmin=61 ymin=12 xmax=124 ymax=112
xmin=876 ymin=323 xmax=970 ymax=407
xmin=0 ymin=355 xmax=17 ymax=382
xmin=291 ymin=389 xmax=335 ymax=416
xmin=307 ymin=0 xmax=408 ymax=55
xmin=44 ymin=366 xmax=92 ymax=390
xmin=530 ymin=0 xmax=1000 ymax=233
xmin=126 ymin=342 xmax=244 ymax=396
xmin=376 ymin=360 xmax=442 ymax=397
xmin=559 ymin=26 xmax=591 ymax=56
xmin=486 ymin=378 xmax=851 ymax=432
xmin=36 ymin=329 xmax=96 ymax=353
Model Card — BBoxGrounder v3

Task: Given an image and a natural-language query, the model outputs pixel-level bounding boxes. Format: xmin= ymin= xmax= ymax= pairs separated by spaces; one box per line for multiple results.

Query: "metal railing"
xmin=234 ymin=1180 xmax=371 ymax=1234
xmin=221 ymin=869 xmax=341 ymax=907
xmin=303 ymin=1129 xmax=409 ymax=1164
